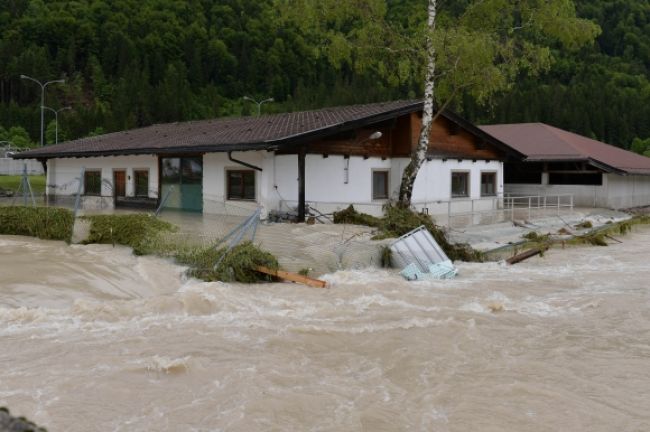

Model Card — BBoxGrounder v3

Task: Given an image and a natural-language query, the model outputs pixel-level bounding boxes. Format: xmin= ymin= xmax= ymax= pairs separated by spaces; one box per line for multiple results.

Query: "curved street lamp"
xmin=20 ymin=75 xmax=65 ymax=147
xmin=42 ymin=106 xmax=72 ymax=145
xmin=243 ymin=96 xmax=274 ymax=117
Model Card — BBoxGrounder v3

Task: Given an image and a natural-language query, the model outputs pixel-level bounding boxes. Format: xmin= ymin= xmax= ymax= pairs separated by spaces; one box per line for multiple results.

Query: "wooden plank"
xmin=506 ymin=247 xmax=548 ymax=265
xmin=256 ymin=266 xmax=327 ymax=288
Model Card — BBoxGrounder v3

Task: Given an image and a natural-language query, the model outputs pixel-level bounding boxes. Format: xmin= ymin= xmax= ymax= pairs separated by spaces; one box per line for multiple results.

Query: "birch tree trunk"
xmin=398 ymin=0 xmax=437 ymax=208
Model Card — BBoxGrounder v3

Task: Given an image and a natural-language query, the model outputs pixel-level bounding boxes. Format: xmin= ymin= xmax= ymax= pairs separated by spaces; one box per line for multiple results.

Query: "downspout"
xmin=228 ymin=151 xmax=263 ymax=171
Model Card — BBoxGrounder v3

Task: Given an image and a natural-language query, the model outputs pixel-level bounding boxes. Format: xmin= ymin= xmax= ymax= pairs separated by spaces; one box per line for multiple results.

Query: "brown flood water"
xmin=1 ymin=228 xmax=649 ymax=431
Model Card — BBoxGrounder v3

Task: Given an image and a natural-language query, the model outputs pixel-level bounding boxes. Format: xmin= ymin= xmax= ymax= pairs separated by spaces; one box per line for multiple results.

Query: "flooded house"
xmin=12 ymin=101 xmax=521 ymax=219
xmin=481 ymin=123 xmax=650 ymax=209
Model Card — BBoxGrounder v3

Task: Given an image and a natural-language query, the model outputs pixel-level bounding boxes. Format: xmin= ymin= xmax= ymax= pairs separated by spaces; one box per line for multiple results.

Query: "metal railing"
xmin=279 ymin=193 xmax=574 ymax=228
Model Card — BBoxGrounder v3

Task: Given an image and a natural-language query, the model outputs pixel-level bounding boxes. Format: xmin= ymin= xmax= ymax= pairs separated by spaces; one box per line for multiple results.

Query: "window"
xmin=481 ymin=172 xmax=497 ymax=196
xmin=134 ymin=170 xmax=149 ymax=197
xmin=84 ymin=170 xmax=101 ymax=196
xmin=372 ymin=170 xmax=389 ymax=200
xmin=227 ymin=170 xmax=255 ymax=200
xmin=451 ymin=172 xmax=469 ymax=198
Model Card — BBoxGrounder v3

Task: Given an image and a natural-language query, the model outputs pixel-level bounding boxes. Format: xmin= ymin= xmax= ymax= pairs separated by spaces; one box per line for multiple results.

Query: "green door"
xmin=160 ymin=156 xmax=203 ymax=212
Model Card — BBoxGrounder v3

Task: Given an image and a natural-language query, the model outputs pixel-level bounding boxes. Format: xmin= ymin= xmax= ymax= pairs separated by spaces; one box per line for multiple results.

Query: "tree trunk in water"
xmin=398 ymin=0 xmax=437 ymax=208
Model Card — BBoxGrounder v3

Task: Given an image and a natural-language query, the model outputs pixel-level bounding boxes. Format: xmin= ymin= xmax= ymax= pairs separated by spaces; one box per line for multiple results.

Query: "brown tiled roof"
xmin=15 ymin=100 xmax=421 ymax=159
xmin=480 ymin=123 xmax=650 ymax=175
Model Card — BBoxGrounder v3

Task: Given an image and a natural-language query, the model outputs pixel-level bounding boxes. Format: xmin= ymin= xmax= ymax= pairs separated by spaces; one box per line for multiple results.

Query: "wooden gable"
xmin=295 ymin=111 xmax=505 ymax=160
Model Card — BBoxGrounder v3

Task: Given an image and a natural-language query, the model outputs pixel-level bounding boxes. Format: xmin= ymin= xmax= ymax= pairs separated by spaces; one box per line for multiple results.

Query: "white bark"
xmin=398 ymin=0 xmax=437 ymax=207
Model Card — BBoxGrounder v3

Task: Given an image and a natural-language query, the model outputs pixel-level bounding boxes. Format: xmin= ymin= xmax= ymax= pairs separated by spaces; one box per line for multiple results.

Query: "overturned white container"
xmin=390 ymin=226 xmax=457 ymax=280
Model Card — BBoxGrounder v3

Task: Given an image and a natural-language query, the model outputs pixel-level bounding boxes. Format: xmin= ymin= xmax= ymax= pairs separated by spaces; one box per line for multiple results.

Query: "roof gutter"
xmin=228 ymin=151 xmax=263 ymax=171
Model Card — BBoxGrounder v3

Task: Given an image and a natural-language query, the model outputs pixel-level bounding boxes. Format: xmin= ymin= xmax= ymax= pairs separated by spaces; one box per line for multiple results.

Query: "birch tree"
xmin=280 ymin=0 xmax=600 ymax=207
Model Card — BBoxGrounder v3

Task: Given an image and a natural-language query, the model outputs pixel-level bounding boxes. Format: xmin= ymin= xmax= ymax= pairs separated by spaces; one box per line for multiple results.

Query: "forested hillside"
xmin=0 ymin=0 xmax=648 ymax=150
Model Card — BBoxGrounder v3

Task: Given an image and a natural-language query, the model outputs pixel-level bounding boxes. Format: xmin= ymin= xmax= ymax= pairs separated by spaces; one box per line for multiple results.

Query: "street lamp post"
xmin=243 ymin=96 xmax=274 ymax=117
xmin=42 ymin=106 xmax=72 ymax=145
xmin=20 ymin=75 xmax=65 ymax=147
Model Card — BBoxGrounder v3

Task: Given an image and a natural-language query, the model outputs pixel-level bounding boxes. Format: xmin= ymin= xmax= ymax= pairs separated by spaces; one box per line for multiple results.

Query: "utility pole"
xmin=20 ymin=75 xmax=65 ymax=147
xmin=42 ymin=106 xmax=72 ymax=144
xmin=243 ymin=96 xmax=274 ymax=117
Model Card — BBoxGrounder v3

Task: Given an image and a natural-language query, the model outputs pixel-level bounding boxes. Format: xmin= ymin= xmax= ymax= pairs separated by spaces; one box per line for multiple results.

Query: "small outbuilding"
xmin=480 ymin=123 xmax=650 ymax=209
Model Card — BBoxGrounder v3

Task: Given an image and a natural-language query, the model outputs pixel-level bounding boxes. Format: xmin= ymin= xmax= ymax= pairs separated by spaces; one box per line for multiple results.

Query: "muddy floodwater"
xmin=1 ymin=229 xmax=649 ymax=432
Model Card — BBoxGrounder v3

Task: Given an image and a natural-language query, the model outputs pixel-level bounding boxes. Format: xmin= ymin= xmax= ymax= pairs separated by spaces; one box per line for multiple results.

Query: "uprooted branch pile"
xmin=175 ymin=241 xmax=279 ymax=283
xmin=333 ymin=204 xmax=483 ymax=262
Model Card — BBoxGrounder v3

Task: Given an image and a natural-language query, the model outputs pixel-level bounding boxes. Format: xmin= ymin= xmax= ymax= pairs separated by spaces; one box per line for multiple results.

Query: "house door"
xmin=113 ymin=170 xmax=126 ymax=198
xmin=160 ymin=157 xmax=203 ymax=212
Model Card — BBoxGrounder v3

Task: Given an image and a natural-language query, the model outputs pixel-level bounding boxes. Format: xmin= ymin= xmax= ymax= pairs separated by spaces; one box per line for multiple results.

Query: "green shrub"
xmin=0 ymin=206 xmax=73 ymax=240
xmin=83 ymin=214 xmax=175 ymax=255
xmin=175 ymin=241 xmax=279 ymax=283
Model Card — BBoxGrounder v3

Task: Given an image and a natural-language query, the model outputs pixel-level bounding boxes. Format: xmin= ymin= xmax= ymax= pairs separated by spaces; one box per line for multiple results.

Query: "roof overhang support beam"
xmin=298 ymin=146 xmax=306 ymax=223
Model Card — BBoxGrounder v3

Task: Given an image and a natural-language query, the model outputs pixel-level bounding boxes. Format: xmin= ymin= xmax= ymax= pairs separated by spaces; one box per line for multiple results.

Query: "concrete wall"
xmin=0 ymin=158 xmax=44 ymax=175
xmin=47 ymin=155 xmax=158 ymax=210
xmin=604 ymin=174 xmax=650 ymax=209
xmin=504 ymin=173 xmax=650 ymax=209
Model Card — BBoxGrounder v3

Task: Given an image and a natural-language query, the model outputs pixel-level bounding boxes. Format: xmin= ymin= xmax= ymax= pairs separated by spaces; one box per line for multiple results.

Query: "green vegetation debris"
xmin=175 ymin=241 xmax=279 ymax=283
xmin=522 ymin=231 xmax=550 ymax=242
xmin=298 ymin=268 xmax=310 ymax=276
xmin=574 ymin=220 xmax=593 ymax=229
xmin=333 ymin=204 xmax=483 ymax=262
xmin=0 ymin=206 xmax=73 ymax=240
xmin=83 ymin=214 xmax=176 ymax=255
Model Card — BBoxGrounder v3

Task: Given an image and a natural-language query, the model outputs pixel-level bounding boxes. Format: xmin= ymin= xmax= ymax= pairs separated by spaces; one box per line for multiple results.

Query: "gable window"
xmin=227 ymin=170 xmax=256 ymax=200
xmin=481 ymin=172 xmax=497 ymax=196
xmin=372 ymin=170 xmax=389 ymax=200
xmin=451 ymin=172 xmax=469 ymax=198
xmin=134 ymin=170 xmax=149 ymax=197
xmin=84 ymin=170 xmax=101 ymax=196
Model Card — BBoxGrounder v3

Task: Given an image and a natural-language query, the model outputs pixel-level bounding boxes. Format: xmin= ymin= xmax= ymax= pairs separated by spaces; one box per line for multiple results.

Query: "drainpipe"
xmin=228 ymin=151 xmax=263 ymax=171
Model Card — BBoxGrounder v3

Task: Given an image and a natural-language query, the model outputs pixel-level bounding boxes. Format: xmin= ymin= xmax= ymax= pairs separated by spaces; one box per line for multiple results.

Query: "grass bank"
xmin=0 ymin=175 xmax=46 ymax=194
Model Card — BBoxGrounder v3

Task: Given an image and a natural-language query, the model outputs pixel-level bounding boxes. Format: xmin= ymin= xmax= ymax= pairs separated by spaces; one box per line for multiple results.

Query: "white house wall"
xmin=47 ymin=155 xmax=158 ymax=209
xmin=203 ymin=151 xmax=276 ymax=216
xmin=273 ymin=155 xmax=503 ymax=217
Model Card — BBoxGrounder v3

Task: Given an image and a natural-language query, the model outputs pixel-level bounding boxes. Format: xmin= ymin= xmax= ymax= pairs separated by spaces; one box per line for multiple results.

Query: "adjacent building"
xmin=481 ymin=123 xmax=650 ymax=209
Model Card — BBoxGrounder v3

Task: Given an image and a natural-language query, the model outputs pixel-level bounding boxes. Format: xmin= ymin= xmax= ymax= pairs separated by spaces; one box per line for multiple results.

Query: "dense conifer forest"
xmin=0 ymin=0 xmax=648 ymax=151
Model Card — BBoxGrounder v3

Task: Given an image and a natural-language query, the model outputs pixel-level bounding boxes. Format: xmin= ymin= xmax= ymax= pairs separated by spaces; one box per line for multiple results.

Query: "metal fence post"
xmin=73 ymin=167 xmax=85 ymax=219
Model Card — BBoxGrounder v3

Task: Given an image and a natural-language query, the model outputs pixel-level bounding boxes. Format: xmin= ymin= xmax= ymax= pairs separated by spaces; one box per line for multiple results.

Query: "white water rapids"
xmin=1 ymin=229 xmax=649 ymax=431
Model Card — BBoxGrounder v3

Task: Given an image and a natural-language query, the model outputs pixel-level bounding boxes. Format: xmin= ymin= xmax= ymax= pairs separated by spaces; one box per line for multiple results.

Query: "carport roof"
xmin=480 ymin=123 xmax=650 ymax=175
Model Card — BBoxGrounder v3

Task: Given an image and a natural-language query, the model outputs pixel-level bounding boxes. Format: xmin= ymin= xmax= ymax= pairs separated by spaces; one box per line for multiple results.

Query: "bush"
xmin=333 ymin=204 xmax=483 ymax=262
xmin=0 ymin=206 xmax=73 ymax=240
xmin=175 ymin=241 xmax=279 ymax=283
xmin=83 ymin=214 xmax=175 ymax=255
